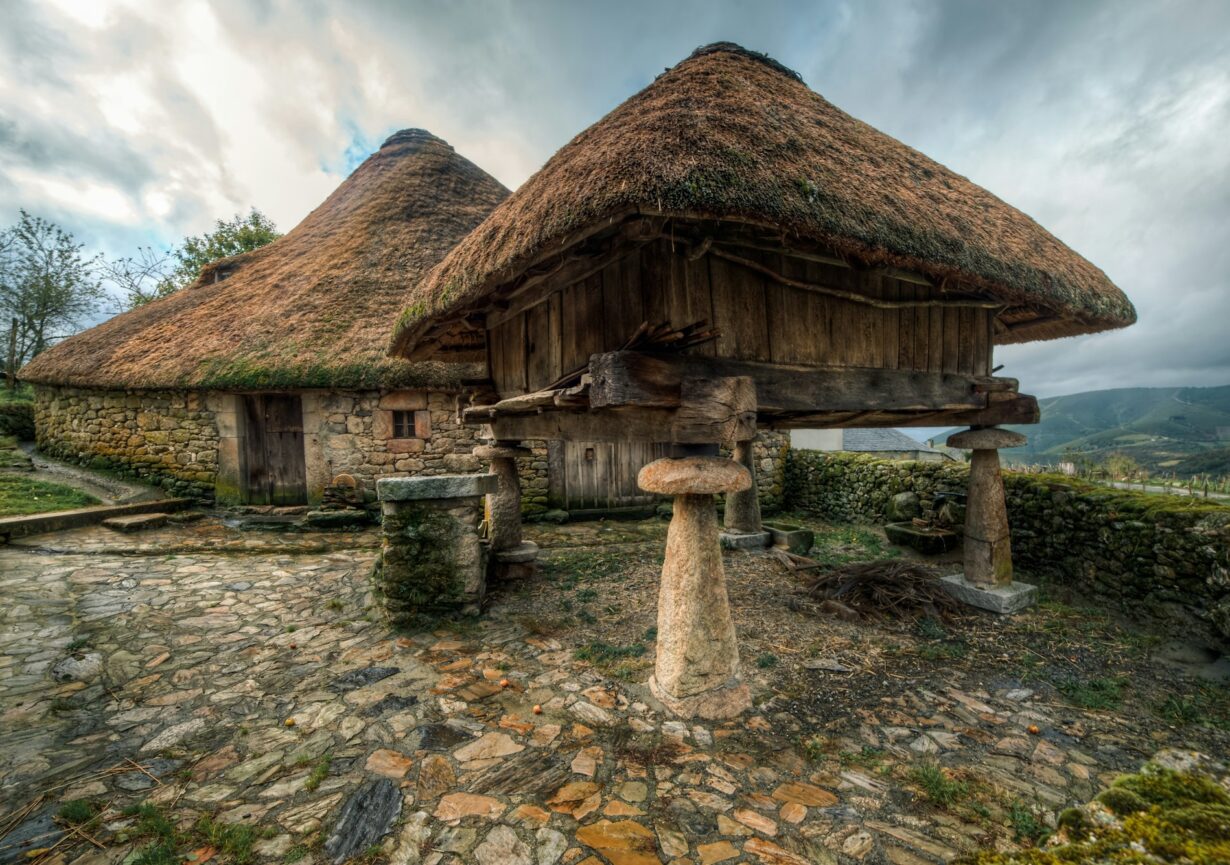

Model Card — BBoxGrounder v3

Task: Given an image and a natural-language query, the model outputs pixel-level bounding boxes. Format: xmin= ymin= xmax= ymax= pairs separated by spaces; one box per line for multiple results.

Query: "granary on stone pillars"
xmin=389 ymin=43 xmax=1136 ymax=717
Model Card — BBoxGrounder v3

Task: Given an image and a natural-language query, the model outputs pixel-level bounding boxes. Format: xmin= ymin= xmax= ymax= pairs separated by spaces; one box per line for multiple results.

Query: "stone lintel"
xmin=474 ymin=443 xmax=532 ymax=461
xmin=638 ymin=456 xmax=750 ymax=496
xmin=377 ymin=474 xmax=497 ymax=502
xmin=947 ymin=426 xmax=1028 ymax=450
xmin=940 ymin=574 xmax=1038 ymax=614
xmin=494 ymin=541 xmax=539 ymax=564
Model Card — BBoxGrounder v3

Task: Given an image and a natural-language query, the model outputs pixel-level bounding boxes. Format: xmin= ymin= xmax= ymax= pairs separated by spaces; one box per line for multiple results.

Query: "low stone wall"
xmin=785 ymin=450 xmax=1230 ymax=642
xmin=750 ymin=429 xmax=789 ymax=512
xmin=33 ymin=385 xmax=219 ymax=498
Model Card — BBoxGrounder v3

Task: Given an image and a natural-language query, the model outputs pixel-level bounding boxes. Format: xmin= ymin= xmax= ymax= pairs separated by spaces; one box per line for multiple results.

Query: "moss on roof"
xmin=22 ymin=129 xmax=508 ymax=390
xmin=392 ymin=43 xmax=1135 ymax=357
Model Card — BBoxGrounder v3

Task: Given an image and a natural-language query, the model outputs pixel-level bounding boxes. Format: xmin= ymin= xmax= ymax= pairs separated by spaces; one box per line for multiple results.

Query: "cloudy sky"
xmin=2 ymin=0 xmax=1228 ymax=398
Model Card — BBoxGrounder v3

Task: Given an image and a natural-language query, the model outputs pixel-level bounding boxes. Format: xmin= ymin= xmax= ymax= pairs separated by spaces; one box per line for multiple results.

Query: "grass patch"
xmin=1056 ymin=676 xmax=1126 ymax=710
xmin=910 ymin=761 xmax=969 ymax=808
xmin=58 ymin=800 xmax=98 ymax=825
xmin=303 ymin=755 xmax=331 ymax=792
xmin=1009 ymin=800 xmax=1049 ymax=845
xmin=755 ymin=652 xmax=779 ymax=669
xmin=1154 ymin=686 xmax=1230 ymax=729
xmin=121 ymin=802 xmax=264 ymax=865
xmin=0 ymin=473 xmax=99 ymax=516
xmin=574 ymin=640 xmax=645 ymax=664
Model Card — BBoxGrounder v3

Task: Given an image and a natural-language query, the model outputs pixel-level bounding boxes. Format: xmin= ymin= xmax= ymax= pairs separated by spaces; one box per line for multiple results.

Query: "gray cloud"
xmin=0 ymin=0 xmax=1227 ymax=395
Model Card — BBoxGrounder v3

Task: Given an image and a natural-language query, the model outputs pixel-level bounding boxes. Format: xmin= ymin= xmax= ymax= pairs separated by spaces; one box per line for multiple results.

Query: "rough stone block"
xmin=378 ymin=474 xmax=496 ymax=502
xmin=764 ymin=522 xmax=814 ymax=555
xmin=378 ymin=390 xmax=427 ymax=411
xmin=940 ymin=574 xmax=1037 ymax=614
xmin=102 ymin=513 xmax=168 ymax=533
xmin=719 ymin=530 xmax=771 ymax=550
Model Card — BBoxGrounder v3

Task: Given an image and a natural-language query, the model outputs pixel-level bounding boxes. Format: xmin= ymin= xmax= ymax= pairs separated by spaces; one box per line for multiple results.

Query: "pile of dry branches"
xmin=799 ymin=559 xmax=963 ymax=622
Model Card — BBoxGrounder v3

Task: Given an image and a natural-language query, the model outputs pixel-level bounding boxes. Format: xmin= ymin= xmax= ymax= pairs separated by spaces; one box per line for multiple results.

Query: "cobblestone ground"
xmin=0 ymin=517 xmax=1224 ymax=865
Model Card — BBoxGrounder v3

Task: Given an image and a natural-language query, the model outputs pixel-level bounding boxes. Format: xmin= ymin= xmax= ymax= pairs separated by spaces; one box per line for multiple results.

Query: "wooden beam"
xmin=768 ymin=391 xmax=1040 ymax=429
xmin=482 ymin=405 xmax=753 ymax=445
xmin=588 ymin=351 xmax=995 ymax=414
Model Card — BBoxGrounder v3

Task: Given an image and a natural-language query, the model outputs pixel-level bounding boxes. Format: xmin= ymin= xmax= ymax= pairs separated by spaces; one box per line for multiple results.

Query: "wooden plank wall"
xmin=491 ymin=239 xmax=993 ymax=397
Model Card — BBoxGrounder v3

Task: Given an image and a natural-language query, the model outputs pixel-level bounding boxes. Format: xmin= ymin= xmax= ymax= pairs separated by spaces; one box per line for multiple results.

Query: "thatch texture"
xmin=392 ymin=43 xmax=1134 ymax=356
xmin=22 ymin=129 xmax=508 ymax=390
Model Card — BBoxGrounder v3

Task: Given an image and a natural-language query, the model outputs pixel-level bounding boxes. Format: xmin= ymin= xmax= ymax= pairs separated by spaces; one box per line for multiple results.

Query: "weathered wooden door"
xmin=549 ymin=440 xmax=670 ymax=515
xmin=242 ymin=394 xmax=308 ymax=505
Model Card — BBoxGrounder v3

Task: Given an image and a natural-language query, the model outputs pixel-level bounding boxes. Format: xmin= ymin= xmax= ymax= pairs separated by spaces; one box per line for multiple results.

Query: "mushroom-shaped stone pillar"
xmin=474 ymin=441 xmax=538 ymax=578
xmin=639 ymin=456 xmax=753 ymax=719
xmin=720 ymin=439 xmax=770 ymax=549
xmin=943 ymin=426 xmax=1035 ymax=613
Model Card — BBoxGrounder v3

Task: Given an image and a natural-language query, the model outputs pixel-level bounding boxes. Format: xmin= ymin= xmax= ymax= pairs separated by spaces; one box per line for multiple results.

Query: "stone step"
xmin=101 ymin=513 xmax=169 ymax=533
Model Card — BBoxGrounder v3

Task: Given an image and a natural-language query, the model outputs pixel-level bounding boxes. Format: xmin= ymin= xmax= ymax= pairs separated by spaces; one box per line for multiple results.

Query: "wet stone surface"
xmin=0 ymin=515 xmax=1226 ymax=865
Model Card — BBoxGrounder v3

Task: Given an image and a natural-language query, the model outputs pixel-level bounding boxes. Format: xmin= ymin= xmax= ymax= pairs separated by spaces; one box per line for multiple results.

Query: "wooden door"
xmin=549 ymin=440 xmax=670 ymax=515
xmin=242 ymin=394 xmax=308 ymax=505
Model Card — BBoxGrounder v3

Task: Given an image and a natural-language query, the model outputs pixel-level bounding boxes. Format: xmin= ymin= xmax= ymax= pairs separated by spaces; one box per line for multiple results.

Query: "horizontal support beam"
xmin=590 ymin=351 xmax=994 ymax=414
xmin=482 ymin=406 xmax=754 ymax=445
xmin=767 ymin=391 xmax=1040 ymax=429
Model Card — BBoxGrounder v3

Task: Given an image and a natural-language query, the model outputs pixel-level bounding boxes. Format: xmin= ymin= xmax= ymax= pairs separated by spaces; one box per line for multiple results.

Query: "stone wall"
xmin=33 ymin=385 xmax=220 ymax=498
xmin=785 ymin=450 xmax=1230 ymax=642
xmin=301 ymin=390 xmax=483 ymax=505
xmin=751 ymin=429 xmax=790 ymax=512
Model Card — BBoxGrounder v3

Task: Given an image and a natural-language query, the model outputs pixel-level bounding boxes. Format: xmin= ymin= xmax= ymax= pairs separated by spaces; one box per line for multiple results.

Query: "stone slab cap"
xmin=494 ymin=541 xmax=539 ymax=563
xmin=947 ymin=427 xmax=1028 ymax=450
xmin=377 ymin=473 xmax=497 ymax=502
xmin=638 ymin=456 xmax=751 ymax=496
xmin=473 ymin=444 xmax=532 ymax=460
xmin=940 ymin=574 xmax=1038 ymax=614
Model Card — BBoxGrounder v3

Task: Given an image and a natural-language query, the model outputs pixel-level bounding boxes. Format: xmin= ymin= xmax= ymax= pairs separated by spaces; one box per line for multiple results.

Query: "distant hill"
xmin=943 ymin=384 xmax=1230 ymax=474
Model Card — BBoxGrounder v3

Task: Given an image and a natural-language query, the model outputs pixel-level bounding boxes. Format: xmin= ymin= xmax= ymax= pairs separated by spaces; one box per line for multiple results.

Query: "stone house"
xmin=19 ymin=130 xmax=510 ymax=506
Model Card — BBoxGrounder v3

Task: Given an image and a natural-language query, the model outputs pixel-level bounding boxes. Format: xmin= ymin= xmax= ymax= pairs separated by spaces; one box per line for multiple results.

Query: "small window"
xmin=392 ymin=410 xmax=414 ymax=438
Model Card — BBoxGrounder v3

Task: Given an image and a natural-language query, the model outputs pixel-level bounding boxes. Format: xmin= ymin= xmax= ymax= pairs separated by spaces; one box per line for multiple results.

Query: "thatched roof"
xmin=391 ymin=43 xmax=1134 ymax=357
xmin=22 ymin=129 xmax=509 ymax=390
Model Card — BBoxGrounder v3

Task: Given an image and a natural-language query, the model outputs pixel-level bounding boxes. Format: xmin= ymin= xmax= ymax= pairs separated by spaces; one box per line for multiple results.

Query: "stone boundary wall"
xmin=785 ymin=450 xmax=1230 ymax=642
xmin=33 ymin=385 xmax=220 ymax=499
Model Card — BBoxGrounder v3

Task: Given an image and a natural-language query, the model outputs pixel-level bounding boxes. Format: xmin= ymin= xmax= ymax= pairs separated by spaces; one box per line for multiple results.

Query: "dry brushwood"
xmin=800 ymin=559 xmax=963 ymax=622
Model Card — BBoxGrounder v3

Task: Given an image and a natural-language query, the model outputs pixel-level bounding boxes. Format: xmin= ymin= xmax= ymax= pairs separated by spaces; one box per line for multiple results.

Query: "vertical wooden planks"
xmin=602 ymin=253 xmax=644 ymax=349
xmin=709 ymin=254 xmax=771 ymax=361
xmin=973 ymin=307 xmax=989 ymax=377
xmin=913 ymin=286 xmax=930 ymax=372
xmin=897 ymin=281 xmax=915 ymax=370
xmin=957 ymin=307 xmax=975 ymax=375
xmin=523 ymin=298 xmax=553 ymax=391
xmin=492 ymin=314 xmax=527 ymax=396
xmin=942 ymin=306 xmax=961 ymax=374
xmin=561 ymin=275 xmax=603 ymax=373
xmin=640 ymin=240 xmax=671 ymax=326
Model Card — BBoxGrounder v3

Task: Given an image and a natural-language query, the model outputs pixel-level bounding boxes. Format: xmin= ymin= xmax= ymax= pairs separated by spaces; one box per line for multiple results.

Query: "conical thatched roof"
xmin=391 ymin=43 xmax=1134 ymax=357
xmin=22 ymin=129 xmax=509 ymax=390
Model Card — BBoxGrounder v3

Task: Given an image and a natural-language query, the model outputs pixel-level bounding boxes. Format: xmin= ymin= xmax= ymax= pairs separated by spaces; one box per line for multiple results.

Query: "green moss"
xmin=958 ymin=764 xmax=1230 ymax=864
xmin=379 ymin=504 xmax=463 ymax=615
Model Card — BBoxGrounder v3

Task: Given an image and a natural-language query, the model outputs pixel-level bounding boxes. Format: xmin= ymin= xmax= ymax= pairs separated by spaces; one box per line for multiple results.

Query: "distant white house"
xmin=790 ymin=428 xmax=955 ymax=462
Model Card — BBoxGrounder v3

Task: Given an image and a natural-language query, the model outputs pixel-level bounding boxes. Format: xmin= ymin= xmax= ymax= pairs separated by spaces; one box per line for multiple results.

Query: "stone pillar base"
xmin=650 ymin=675 xmax=751 ymax=721
xmin=940 ymin=574 xmax=1037 ymax=614
xmin=719 ymin=530 xmax=771 ymax=550
xmin=375 ymin=474 xmax=498 ymax=621
xmin=492 ymin=540 xmax=539 ymax=581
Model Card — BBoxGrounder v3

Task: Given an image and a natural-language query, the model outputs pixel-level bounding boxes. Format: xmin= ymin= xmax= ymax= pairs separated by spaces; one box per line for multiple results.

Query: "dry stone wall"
xmin=33 ymin=385 xmax=220 ymax=498
xmin=785 ymin=450 xmax=1230 ymax=643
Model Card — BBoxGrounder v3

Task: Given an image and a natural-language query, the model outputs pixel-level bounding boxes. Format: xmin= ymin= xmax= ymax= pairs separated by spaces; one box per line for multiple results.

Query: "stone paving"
xmin=0 ymin=517 xmax=1225 ymax=865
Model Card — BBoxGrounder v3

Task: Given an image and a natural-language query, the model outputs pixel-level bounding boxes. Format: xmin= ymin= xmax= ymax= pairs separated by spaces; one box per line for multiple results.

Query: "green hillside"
xmin=947 ymin=384 xmax=1230 ymax=473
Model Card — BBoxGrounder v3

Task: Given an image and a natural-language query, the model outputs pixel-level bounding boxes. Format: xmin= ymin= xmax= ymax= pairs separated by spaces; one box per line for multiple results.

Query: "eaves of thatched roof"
xmin=22 ymin=129 xmax=509 ymax=391
xmin=391 ymin=43 xmax=1134 ymax=357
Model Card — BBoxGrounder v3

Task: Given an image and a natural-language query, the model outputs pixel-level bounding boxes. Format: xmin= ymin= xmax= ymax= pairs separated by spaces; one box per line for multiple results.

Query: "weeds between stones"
xmin=909 ymin=762 xmax=970 ymax=808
